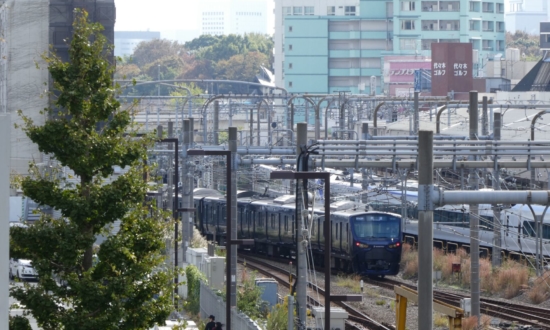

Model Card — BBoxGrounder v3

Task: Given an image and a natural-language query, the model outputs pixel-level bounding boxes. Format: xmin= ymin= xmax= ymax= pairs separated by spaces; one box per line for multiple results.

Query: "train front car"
xmin=350 ymin=211 xmax=402 ymax=277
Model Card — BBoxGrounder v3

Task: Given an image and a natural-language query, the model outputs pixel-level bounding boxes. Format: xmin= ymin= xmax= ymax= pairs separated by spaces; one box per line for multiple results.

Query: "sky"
xmin=114 ymin=0 xmax=274 ymax=34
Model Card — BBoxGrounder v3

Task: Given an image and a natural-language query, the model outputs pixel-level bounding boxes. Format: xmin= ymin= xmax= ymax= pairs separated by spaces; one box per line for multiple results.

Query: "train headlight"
xmin=355 ymin=242 xmax=369 ymax=248
xmin=388 ymin=242 xmax=401 ymax=249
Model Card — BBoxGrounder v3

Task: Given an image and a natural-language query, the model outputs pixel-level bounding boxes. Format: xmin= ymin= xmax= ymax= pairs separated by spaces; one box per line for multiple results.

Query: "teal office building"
xmin=276 ymin=0 xmax=506 ymax=95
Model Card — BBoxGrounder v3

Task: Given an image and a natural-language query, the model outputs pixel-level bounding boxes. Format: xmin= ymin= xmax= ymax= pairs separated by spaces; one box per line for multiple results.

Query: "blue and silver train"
xmin=193 ymin=188 xmax=402 ymax=276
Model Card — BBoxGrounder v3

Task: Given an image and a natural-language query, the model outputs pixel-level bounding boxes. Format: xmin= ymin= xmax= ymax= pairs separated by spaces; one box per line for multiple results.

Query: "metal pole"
xmin=225 ymin=146 xmax=234 ymax=330
xmin=182 ymin=120 xmax=192 ymax=263
xmin=469 ymin=91 xmax=481 ymax=323
xmin=414 ymin=91 xmax=419 ymax=134
xmin=228 ymin=128 xmax=238 ymax=317
xmin=324 ymin=172 xmax=331 ymax=330
xmin=0 ymin=115 xmax=10 ymax=330
xmin=492 ymin=112 xmax=502 ymax=267
xmin=287 ymin=295 xmax=294 ymax=330
xmin=257 ymin=105 xmax=261 ymax=146
xmin=296 ymin=123 xmax=308 ymax=327
xmin=214 ymin=101 xmax=219 ymax=145
xmin=417 ymin=130 xmax=434 ymax=330
xmin=250 ymin=108 xmax=254 ymax=146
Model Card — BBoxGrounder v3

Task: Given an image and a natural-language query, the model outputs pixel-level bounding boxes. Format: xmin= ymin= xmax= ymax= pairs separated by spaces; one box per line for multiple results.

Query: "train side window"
xmin=434 ymin=210 xmax=441 ymax=222
xmin=523 ymin=221 xmax=535 ymax=237
xmin=543 ymin=224 xmax=550 ymax=239
xmin=284 ymin=216 xmax=288 ymax=232
xmin=480 ymin=215 xmax=493 ymax=230
xmin=271 ymin=214 xmax=276 ymax=228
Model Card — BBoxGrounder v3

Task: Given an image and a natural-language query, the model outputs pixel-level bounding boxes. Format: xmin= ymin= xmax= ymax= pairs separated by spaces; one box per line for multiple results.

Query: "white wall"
xmin=2 ymin=0 xmax=49 ymax=175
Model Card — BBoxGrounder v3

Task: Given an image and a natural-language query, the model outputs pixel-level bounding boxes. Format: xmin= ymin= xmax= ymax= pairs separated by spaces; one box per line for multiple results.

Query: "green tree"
xmin=11 ymin=10 xmax=176 ymax=330
xmin=132 ymin=38 xmax=186 ymax=67
xmin=506 ymin=31 xmax=542 ymax=61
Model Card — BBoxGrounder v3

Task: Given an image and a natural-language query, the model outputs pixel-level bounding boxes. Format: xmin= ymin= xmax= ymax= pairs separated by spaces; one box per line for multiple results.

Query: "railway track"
xmin=366 ymin=277 xmax=550 ymax=330
xmin=238 ymin=255 xmax=395 ymax=330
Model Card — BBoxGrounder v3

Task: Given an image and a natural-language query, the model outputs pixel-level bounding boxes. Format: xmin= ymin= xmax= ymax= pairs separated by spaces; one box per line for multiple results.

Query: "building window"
xmin=288 ymin=44 xmax=293 ymax=51
xmin=283 ymin=7 xmax=292 ymax=16
xmin=401 ymin=20 xmax=415 ymax=30
xmin=469 ymin=20 xmax=479 ymax=31
xmin=289 ymin=63 xmax=293 ymax=69
xmin=469 ymin=1 xmax=479 ymax=12
xmin=304 ymin=6 xmax=314 ymax=15
xmin=293 ymin=7 xmax=303 ymax=15
xmin=482 ymin=2 xmax=494 ymax=13
xmin=496 ymin=3 xmax=504 ymax=13
xmin=401 ymin=1 xmax=415 ymax=11
xmin=289 ymin=26 xmax=293 ymax=32
xmin=345 ymin=6 xmax=356 ymax=16
xmin=400 ymin=38 xmax=417 ymax=50
xmin=327 ymin=6 xmax=335 ymax=15
xmin=289 ymin=81 xmax=293 ymax=87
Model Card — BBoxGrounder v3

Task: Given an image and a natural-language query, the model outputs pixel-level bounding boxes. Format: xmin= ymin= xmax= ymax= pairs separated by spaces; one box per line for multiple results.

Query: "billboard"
xmin=388 ymin=61 xmax=432 ymax=84
xmin=431 ymin=43 xmax=473 ymax=98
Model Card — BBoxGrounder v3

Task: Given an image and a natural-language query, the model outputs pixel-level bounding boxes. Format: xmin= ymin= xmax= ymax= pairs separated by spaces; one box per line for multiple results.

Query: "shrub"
xmin=402 ymin=257 xmax=419 ymax=279
xmin=184 ymin=265 xmax=205 ymax=314
xmin=9 ymin=315 xmax=32 ymax=330
xmin=267 ymin=296 xmax=294 ymax=330
xmin=334 ymin=274 xmax=362 ymax=293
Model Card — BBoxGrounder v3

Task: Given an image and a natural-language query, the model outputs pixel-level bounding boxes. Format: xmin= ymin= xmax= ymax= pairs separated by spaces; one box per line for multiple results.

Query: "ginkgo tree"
xmin=10 ymin=9 xmax=178 ymax=330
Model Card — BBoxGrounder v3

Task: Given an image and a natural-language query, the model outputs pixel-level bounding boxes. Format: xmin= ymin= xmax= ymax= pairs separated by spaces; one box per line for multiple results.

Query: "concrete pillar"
xmin=228 ymin=127 xmax=238 ymax=309
xmin=414 ymin=91 xmax=419 ymax=134
xmin=182 ymin=119 xmax=193 ymax=262
xmin=249 ymin=108 xmax=253 ymax=146
xmin=418 ymin=130 xmax=434 ymax=330
xmin=213 ymin=101 xmax=219 ymax=145
xmin=482 ymin=96 xmax=488 ymax=136
xmin=469 ymin=91 xmax=481 ymax=323
xmin=296 ymin=122 xmax=308 ymax=328
xmin=492 ymin=112 xmax=502 ymax=267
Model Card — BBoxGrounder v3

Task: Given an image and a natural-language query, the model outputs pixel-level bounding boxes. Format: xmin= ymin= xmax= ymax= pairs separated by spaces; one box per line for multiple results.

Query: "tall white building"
xmin=114 ymin=31 xmax=160 ymax=57
xmin=199 ymin=0 xmax=269 ymax=36
xmin=505 ymin=0 xmax=549 ymax=34
xmin=273 ymin=0 xmax=360 ymax=89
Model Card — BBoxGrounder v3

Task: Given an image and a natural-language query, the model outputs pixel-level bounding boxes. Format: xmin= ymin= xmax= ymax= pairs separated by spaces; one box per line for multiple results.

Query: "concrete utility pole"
xmin=295 ymin=123 xmax=308 ymax=328
xmin=492 ymin=113 xmax=502 ymax=267
xmin=469 ymin=91 xmax=481 ymax=323
xmin=181 ymin=119 xmax=194 ymax=262
xmin=413 ymin=91 xmax=419 ymax=134
xmin=417 ymin=130 xmax=434 ymax=330
xmin=228 ymin=127 xmax=238 ymax=310
xmin=0 ymin=115 xmax=10 ymax=330
xmin=214 ymin=101 xmax=219 ymax=145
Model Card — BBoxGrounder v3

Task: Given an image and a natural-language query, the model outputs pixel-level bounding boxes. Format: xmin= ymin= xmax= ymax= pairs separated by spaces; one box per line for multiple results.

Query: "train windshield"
xmin=352 ymin=214 xmax=400 ymax=239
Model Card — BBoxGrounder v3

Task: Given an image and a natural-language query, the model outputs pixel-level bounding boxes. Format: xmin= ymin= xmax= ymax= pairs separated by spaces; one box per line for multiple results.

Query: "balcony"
xmin=439 ymin=1 xmax=460 ymax=12
xmin=439 ymin=20 xmax=460 ymax=31
xmin=421 ymin=1 xmax=438 ymax=12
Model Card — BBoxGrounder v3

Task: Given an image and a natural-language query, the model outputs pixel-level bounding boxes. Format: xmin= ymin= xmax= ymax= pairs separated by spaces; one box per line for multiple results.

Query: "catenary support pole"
xmin=492 ymin=112 xmax=502 ymax=267
xmin=482 ymin=96 xmax=488 ymax=136
xmin=0 ymin=115 xmax=10 ymax=330
xmin=418 ymin=130 xmax=434 ymax=330
xmin=469 ymin=91 xmax=481 ymax=323
xmin=296 ymin=123 xmax=308 ymax=327
xmin=228 ymin=127 xmax=238 ymax=314
xmin=414 ymin=91 xmax=419 ymax=134
xmin=214 ymin=101 xmax=219 ymax=145
xmin=182 ymin=119 xmax=192 ymax=263
xmin=250 ymin=108 xmax=254 ymax=146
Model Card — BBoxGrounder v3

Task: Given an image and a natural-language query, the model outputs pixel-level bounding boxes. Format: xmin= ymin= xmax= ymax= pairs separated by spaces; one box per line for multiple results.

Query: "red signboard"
xmin=431 ymin=43 xmax=473 ymax=98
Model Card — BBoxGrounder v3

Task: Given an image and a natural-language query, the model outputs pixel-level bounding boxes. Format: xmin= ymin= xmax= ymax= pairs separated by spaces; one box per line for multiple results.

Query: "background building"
xmin=199 ymin=0 xmax=269 ymax=36
xmin=0 ymin=0 xmax=116 ymax=174
xmin=114 ymin=31 xmax=160 ymax=57
xmin=505 ymin=0 xmax=549 ymax=34
xmin=274 ymin=0 xmax=505 ymax=94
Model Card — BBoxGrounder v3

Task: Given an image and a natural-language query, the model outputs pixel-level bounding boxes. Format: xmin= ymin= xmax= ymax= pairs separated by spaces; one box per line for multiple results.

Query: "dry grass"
xmin=334 ymin=274 xmax=362 ymax=293
xmin=402 ymin=257 xmax=419 ymax=279
xmin=190 ymin=227 xmax=208 ymax=248
xmin=461 ymin=316 xmax=478 ymax=330
xmin=433 ymin=313 xmax=448 ymax=327
xmin=527 ymin=271 xmax=550 ymax=304
xmin=400 ymin=243 xmax=418 ymax=279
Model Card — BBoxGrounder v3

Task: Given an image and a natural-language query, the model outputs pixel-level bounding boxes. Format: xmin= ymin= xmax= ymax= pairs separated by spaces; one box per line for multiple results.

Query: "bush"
xmin=9 ymin=315 xmax=32 ymax=330
xmin=238 ymin=267 xmax=268 ymax=320
xmin=267 ymin=296 xmax=294 ymax=330
xmin=184 ymin=265 xmax=205 ymax=314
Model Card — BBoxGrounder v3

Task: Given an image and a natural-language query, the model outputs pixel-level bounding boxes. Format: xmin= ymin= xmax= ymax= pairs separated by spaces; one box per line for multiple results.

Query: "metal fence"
xmin=200 ymin=281 xmax=263 ymax=330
